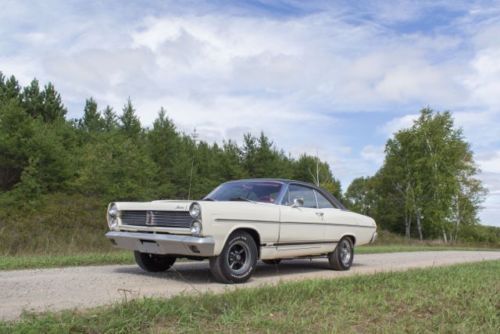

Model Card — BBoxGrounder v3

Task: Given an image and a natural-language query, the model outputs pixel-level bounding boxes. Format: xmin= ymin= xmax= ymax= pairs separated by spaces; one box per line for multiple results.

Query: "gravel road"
xmin=1 ymin=251 xmax=499 ymax=321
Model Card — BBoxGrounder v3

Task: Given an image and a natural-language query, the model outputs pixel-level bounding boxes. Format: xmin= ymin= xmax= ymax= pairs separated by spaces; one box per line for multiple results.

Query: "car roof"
xmin=228 ymin=178 xmax=312 ymax=186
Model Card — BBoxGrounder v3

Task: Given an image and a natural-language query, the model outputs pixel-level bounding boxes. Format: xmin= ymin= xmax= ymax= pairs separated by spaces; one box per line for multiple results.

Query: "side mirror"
xmin=291 ymin=197 xmax=304 ymax=208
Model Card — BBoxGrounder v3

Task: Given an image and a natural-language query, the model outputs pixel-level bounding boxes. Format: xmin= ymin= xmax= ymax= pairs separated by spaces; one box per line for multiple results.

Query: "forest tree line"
xmin=0 ymin=72 xmax=495 ymax=243
xmin=0 ymin=72 xmax=341 ymax=204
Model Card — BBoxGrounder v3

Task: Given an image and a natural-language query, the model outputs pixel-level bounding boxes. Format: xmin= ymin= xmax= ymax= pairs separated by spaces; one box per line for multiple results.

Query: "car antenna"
xmin=315 ymin=149 xmax=320 ymax=187
xmin=187 ymin=128 xmax=198 ymax=200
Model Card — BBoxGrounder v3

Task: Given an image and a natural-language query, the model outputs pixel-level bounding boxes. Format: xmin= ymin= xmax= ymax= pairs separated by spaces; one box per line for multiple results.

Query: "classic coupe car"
xmin=106 ymin=179 xmax=377 ymax=283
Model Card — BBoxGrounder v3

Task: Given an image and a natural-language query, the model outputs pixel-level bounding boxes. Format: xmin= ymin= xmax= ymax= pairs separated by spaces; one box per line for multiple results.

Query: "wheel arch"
xmin=224 ymin=227 xmax=262 ymax=258
xmin=340 ymin=234 xmax=356 ymax=246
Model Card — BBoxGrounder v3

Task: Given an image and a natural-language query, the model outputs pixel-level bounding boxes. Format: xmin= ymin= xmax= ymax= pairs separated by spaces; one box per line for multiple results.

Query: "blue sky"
xmin=1 ymin=0 xmax=500 ymax=226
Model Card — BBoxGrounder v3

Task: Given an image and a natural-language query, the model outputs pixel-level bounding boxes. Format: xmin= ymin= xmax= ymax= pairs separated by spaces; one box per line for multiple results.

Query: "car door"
xmin=278 ymin=184 xmax=325 ymax=247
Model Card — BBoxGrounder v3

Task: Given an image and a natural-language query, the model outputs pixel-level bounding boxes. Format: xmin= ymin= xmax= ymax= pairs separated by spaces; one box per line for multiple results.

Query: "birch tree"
xmin=373 ymin=108 xmax=485 ymax=240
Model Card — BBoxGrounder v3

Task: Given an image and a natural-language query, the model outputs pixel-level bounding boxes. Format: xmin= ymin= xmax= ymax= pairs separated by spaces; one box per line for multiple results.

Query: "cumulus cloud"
xmin=1 ymin=0 xmax=500 ymax=225
xmin=379 ymin=114 xmax=418 ymax=136
xmin=361 ymin=145 xmax=385 ymax=164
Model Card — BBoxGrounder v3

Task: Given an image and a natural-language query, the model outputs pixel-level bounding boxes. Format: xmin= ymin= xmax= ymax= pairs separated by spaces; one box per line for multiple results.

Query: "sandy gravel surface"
xmin=1 ymin=251 xmax=499 ymax=321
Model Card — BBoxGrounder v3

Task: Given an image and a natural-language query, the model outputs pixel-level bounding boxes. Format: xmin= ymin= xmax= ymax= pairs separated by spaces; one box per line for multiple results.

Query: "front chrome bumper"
xmin=106 ymin=231 xmax=216 ymax=256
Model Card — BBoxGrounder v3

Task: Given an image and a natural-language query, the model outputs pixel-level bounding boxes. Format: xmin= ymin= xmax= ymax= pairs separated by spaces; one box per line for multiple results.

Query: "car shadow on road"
xmin=113 ymin=263 xmax=215 ymax=284
xmin=254 ymin=259 xmax=364 ymax=278
xmin=113 ymin=259 xmax=365 ymax=284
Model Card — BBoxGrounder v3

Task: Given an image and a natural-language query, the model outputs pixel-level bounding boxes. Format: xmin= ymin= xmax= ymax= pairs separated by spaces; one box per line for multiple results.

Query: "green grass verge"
xmin=1 ymin=245 xmax=498 ymax=271
xmin=1 ymin=260 xmax=499 ymax=333
xmin=0 ymin=252 xmax=133 ymax=271
xmin=356 ymin=244 xmax=499 ymax=254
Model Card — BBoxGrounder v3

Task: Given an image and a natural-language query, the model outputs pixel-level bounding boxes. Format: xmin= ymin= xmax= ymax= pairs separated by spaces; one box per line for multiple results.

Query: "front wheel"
xmin=328 ymin=237 xmax=354 ymax=270
xmin=134 ymin=251 xmax=176 ymax=272
xmin=209 ymin=231 xmax=258 ymax=284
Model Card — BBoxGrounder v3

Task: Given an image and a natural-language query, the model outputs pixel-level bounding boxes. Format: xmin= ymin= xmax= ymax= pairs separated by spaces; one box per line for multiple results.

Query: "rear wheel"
xmin=210 ymin=231 xmax=258 ymax=284
xmin=328 ymin=237 xmax=354 ymax=270
xmin=134 ymin=251 xmax=176 ymax=272
xmin=262 ymin=259 xmax=281 ymax=265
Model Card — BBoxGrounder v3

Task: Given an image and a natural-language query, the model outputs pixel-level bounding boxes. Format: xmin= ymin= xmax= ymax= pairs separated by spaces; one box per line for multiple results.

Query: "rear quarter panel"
xmin=324 ymin=210 xmax=376 ymax=246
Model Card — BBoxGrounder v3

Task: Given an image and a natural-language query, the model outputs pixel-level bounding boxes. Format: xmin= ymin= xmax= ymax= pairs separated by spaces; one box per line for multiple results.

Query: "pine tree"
xmin=1 ymin=74 xmax=21 ymax=102
xmin=102 ymin=106 xmax=118 ymax=131
xmin=119 ymin=98 xmax=141 ymax=137
xmin=21 ymin=79 xmax=44 ymax=118
xmin=79 ymin=98 xmax=104 ymax=132
xmin=41 ymin=83 xmax=67 ymax=122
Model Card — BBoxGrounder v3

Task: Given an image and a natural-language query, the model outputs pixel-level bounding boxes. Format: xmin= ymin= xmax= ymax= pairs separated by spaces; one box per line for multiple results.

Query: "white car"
xmin=106 ymin=179 xmax=377 ymax=283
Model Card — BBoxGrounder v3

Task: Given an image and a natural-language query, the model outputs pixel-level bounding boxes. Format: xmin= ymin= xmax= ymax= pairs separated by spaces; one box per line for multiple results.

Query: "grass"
xmin=0 ymin=193 xmax=113 ymax=256
xmin=356 ymin=244 xmax=498 ymax=254
xmin=0 ymin=251 xmax=133 ymax=271
xmin=1 ymin=260 xmax=498 ymax=333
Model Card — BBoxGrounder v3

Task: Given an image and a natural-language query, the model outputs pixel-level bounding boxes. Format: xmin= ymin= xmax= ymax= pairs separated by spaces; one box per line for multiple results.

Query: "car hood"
xmin=113 ymin=200 xmax=193 ymax=211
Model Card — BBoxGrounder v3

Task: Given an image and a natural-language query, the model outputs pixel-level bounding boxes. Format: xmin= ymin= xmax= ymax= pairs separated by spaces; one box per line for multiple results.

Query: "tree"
xmin=40 ymin=83 xmax=67 ymax=122
xmin=21 ymin=79 xmax=44 ymax=119
xmin=219 ymin=140 xmax=247 ymax=180
xmin=0 ymin=99 xmax=34 ymax=191
xmin=146 ymin=108 xmax=180 ymax=197
xmin=293 ymin=154 xmax=342 ymax=200
xmin=21 ymin=80 xmax=67 ymax=122
xmin=373 ymin=108 xmax=485 ymax=241
xmin=79 ymin=98 xmax=105 ymax=132
xmin=73 ymin=133 xmax=159 ymax=201
xmin=242 ymin=132 xmax=293 ymax=179
xmin=344 ymin=177 xmax=376 ymax=216
xmin=102 ymin=106 xmax=118 ymax=131
xmin=0 ymin=98 xmax=75 ymax=198
xmin=119 ymin=98 xmax=141 ymax=137
xmin=0 ymin=73 xmax=21 ymax=102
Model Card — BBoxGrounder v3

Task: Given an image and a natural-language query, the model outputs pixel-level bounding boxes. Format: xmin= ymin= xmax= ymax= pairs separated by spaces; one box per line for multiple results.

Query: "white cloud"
xmin=379 ymin=113 xmax=418 ymax=136
xmin=2 ymin=0 xmax=500 ymax=225
xmin=361 ymin=145 xmax=385 ymax=165
xmin=464 ymin=47 xmax=500 ymax=110
xmin=477 ymin=151 xmax=500 ymax=174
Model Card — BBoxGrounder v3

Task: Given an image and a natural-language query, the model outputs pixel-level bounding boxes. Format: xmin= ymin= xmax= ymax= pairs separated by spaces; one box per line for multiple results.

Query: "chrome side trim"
xmin=214 ymin=218 xmax=375 ymax=229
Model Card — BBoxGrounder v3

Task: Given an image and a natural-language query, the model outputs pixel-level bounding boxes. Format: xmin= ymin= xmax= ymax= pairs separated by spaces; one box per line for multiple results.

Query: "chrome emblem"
xmin=145 ymin=211 xmax=154 ymax=225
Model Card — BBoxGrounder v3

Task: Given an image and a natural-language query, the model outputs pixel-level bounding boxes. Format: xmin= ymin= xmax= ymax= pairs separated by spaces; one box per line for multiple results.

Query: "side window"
xmin=315 ymin=190 xmax=335 ymax=209
xmin=288 ymin=185 xmax=317 ymax=208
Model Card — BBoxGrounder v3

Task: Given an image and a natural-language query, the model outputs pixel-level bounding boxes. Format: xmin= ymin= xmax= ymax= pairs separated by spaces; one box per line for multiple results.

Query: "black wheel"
xmin=134 ymin=251 xmax=176 ymax=272
xmin=209 ymin=231 xmax=258 ymax=284
xmin=262 ymin=259 xmax=281 ymax=265
xmin=328 ymin=237 xmax=354 ymax=270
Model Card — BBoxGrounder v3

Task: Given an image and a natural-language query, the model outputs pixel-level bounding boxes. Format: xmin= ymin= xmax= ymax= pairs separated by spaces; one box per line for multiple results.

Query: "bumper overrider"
xmin=106 ymin=231 xmax=216 ymax=257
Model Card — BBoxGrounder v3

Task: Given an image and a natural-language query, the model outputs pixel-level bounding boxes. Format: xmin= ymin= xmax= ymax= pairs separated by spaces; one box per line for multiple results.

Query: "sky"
xmin=1 ymin=0 xmax=500 ymax=226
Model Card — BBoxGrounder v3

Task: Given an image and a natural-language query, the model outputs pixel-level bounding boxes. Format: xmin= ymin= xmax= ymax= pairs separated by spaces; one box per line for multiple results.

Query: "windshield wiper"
xmin=229 ymin=196 xmax=254 ymax=202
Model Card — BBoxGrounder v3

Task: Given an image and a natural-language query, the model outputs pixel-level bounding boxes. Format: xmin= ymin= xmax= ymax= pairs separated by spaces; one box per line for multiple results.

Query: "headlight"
xmin=107 ymin=203 xmax=119 ymax=229
xmin=190 ymin=220 xmax=202 ymax=236
xmin=189 ymin=202 xmax=201 ymax=219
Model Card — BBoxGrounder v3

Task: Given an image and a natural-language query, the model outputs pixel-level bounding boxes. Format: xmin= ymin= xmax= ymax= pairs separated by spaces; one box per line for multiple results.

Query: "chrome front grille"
xmin=120 ymin=211 xmax=147 ymax=226
xmin=120 ymin=210 xmax=192 ymax=228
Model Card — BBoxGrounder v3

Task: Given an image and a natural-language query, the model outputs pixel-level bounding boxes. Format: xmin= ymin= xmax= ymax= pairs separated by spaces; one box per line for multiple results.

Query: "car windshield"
xmin=204 ymin=181 xmax=283 ymax=204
